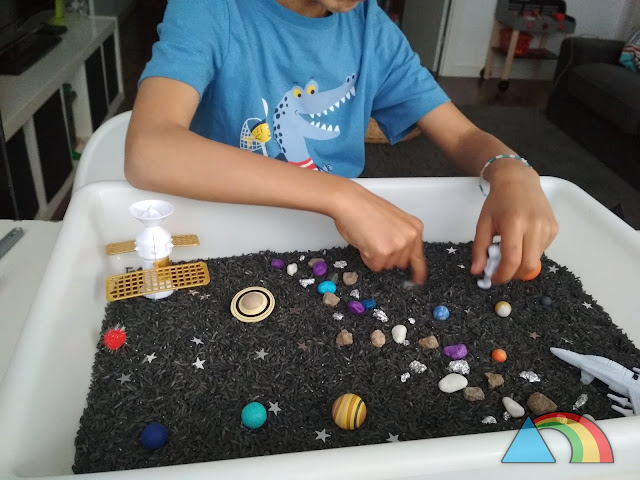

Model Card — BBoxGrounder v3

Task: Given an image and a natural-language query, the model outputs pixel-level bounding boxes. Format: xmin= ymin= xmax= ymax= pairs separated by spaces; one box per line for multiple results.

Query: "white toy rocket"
xmin=551 ymin=347 xmax=640 ymax=416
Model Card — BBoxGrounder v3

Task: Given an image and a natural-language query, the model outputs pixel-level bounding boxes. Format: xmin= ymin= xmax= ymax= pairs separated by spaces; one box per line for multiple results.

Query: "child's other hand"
xmin=470 ymin=163 xmax=559 ymax=284
xmin=331 ymin=183 xmax=427 ymax=284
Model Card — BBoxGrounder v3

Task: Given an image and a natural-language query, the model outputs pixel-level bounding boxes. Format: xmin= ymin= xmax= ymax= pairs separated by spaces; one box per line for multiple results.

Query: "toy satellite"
xmin=105 ymin=200 xmax=210 ymax=302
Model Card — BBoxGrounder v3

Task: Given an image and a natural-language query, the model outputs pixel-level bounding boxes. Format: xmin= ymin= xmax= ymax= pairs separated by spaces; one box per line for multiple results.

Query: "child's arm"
xmin=126 ymin=77 xmax=428 ymax=283
xmin=417 ymin=102 xmax=559 ymax=285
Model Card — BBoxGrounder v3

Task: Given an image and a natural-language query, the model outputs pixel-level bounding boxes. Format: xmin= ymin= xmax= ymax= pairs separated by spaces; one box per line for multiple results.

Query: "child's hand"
xmin=470 ymin=163 xmax=559 ymax=284
xmin=331 ymin=183 xmax=427 ymax=284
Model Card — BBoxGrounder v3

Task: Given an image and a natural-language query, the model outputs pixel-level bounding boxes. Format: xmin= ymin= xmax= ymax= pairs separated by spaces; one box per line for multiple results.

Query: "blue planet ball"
xmin=317 ymin=280 xmax=337 ymax=295
xmin=241 ymin=402 xmax=267 ymax=429
xmin=361 ymin=298 xmax=376 ymax=310
xmin=140 ymin=422 xmax=168 ymax=450
xmin=540 ymin=296 xmax=552 ymax=306
xmin=433 ymin=305 xmax=450 ymax=321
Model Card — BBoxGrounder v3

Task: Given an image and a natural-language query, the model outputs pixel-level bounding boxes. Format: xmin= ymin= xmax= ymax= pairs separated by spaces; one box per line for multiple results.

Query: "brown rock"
xmin=527 ymin=392 xmax=558 ymax=416
xmin=485 ymin=372 xmax=504 ymax=389
xmin=418 ymin=335 xmax=439 ymax=349
xmin=463 ymin=387 xmax=485 ymax=402
xmin=308 ymin=258 xmax=324 ymax=267
xmin=343 ymin=271 xmax=358 ymax=286
xmin=370 ymin=329 xmax=386 ymax=348
xmin=323 ymin=292 xmax=340 ymax=307
xmin=336 ymin=329 xmax=353 ymax=347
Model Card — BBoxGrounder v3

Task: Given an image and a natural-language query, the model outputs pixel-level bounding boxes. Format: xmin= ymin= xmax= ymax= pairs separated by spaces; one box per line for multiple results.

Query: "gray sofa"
xmin=546 ymin=37 xmax=640 ymax=191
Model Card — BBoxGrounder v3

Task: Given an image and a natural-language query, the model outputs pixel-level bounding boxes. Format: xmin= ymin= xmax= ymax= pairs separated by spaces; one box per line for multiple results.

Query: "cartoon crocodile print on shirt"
xmin=272 ymin=73 xmax=358 ymax=170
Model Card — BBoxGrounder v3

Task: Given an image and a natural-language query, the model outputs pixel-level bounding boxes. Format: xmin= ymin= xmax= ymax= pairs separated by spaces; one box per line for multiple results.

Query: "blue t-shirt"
xmin=140 ymin=0 xmax=450 ymax=177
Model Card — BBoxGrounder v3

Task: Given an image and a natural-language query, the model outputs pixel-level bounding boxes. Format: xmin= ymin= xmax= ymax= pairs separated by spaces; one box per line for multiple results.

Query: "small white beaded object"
xmin=479 ymin=154 xmax=531 ymax=197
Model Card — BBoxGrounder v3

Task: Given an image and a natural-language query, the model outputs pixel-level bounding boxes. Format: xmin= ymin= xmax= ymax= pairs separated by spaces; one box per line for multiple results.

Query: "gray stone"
xmin=418 ymin=335 xmax=439 ymax=349
xmin=463 ymin=387 xmax=485 ymax=402
xmin=343 ymin=271 xmax=358 ymax=286
xmin=527 ymin=392 xmax=558 ymax=416
xmin=336 ymin=329 xmax=353 ymax=347
xmin=485 ymin=372 xmax=504 ymax=389
xmin=322 ymin=292 xmax=340 ymax=307
xmin=308 ymin=258 xmax=324 ymax=267
xmin=370 ymin=330 xmax=385 ymax=348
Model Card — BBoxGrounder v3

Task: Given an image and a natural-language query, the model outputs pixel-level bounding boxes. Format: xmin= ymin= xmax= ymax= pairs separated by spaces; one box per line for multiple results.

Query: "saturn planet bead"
xmin=332 ymin=393 xmax=367 ymax=430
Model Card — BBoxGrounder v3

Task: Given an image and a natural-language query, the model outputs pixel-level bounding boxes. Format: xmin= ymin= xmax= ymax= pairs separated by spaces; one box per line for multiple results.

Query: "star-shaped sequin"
xmin=289 ymin=307 xmax=302 ymax=315
xmin=447 ymin=247 xmax=457 ymax=254
xmin=116 ymin=373 xmax=131 ymax=384
xmin=188 ymin=289 xmax=199 ymax=296
xmin=191 ymin=337 xmax=204 ymax=345
xmin=548 ymin=265 xmax=559 ymax=273
xmin=386 ymin=433 xmax=400 ymax=443
xmin=315 ymin=429 xmax=331 ymax=443
xmin=458 ymin=264 xmax=465 ymax=269
xmin=255 ymin=349 xmax=268 ymax=360
xmin=144 ymin=353 xmax=157 ymax=363
xmin=528 ymin=332 xmax=541 ymax=340
xmin=200 ymin=294 xmax=211 ymax=300
xmin=298 ymin=341 xmax=309 ymax=352
xmin=268 ymin=401 xmax=282 ymax=416
xmin=464 ymin=308 xmax=471 ymax=314
xmin=583 ymin=302 xmax=593 ymax=309
xmin=192 ymin=357 xmax=205 ymax=369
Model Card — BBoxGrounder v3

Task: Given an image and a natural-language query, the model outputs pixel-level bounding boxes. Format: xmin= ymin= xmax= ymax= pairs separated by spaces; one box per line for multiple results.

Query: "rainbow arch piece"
xmin=534 ymin=413 xmax=613 ymax=463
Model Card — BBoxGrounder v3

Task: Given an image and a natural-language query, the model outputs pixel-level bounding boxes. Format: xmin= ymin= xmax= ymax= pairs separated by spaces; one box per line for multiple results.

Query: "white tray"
xmin=1 ymin=177 xmax=639 ymax=480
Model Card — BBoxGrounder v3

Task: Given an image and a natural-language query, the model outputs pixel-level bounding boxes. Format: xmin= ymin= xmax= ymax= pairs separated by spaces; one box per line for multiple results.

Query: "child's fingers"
xmin=514 ymin=227 xmax=545 ymax=279
xmin=492 ymin=229 xmax=524 ymax=284
xmin=471 ymin=216 xmax=494 ymax=275
xmin=409 ymin=238 xmax=427 ymax=285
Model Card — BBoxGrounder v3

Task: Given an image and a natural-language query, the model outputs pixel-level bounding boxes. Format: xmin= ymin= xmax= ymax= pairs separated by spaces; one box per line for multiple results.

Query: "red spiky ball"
xmin=104 ymin=326 xmax=127 ymax=351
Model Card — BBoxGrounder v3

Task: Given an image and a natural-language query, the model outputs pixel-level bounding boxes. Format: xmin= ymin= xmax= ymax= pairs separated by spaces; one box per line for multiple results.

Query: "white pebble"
xmin=409 ymin=360 xmax=427 ymax=374
xmin=482 ymin=416 xmax=497 ymax=424
xmin=299 ymin=278 xmax=315 ymax=288
xmin=408 ymin=317 xmax=416 ymax=325
xmin=582 ymin=414 xmax=596 ymax=422
xmin=333 ymin=260 xmax=347 ymax=268
xmin=448 ymin=360 xmax=470 ymax=375
xmin=438 ymin=373 xmax=468 ymax=393
xmin=350 ymin=289 xmax=360 ymax=299
xmin=400 ymin=372 xmax=410 ymax=383
xmin=332 ymin=312 xmax=344 ymax=321
xmin=373 ymin=309 xmax=388 ymax=323
xmin=502 ymin=397 xmax=525 ymax=418
xmin=286 ymin=263 xmax=298 ymax=276
xmin=392 ymin=325 xmax=407 ymax=344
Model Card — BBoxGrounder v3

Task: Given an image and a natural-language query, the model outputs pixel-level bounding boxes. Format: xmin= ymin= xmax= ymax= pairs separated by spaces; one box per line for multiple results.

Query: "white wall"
xmin=440 ymin=0 xmax=634 ymax=79
xmin=90 ymin=0 xmax=135 ymax=18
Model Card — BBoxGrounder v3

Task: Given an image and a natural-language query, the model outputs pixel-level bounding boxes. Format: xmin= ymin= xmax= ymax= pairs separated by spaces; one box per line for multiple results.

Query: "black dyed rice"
xmin=73 ymin=242 xmax=640 ymax=473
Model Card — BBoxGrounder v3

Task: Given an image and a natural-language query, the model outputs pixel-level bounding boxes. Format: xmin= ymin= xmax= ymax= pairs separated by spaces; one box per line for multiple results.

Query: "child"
xmin=125 ymin=0 xmax=558 ymax=286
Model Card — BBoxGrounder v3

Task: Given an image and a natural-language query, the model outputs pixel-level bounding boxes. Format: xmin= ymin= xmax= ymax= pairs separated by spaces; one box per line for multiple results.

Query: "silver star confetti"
xmin=350 ymin=289 xmax=360 ymax=299
xmin=582 ymin=302 xmax=593 ymax=309
xmin=409 ymin=360 xmax=427 ymax=374
xmin=386 ymin=433 xmax=400 ymax=443
xmin=548 ymin=265 xmax=559 ymax=273
xmin=458 ymin=264 xmax=465 ymax=269
xmin=269 ymin=401 xmax=282 ymax=416
xmin=447 ymin=247 xmax=457 ymax=254
xmin=482 ymin=416 xmax=497 ymax=424
xmin=400 ymin=372 xmax=410 ymax=383
xmin=191 ymin=337 xmax=203 ymax=345
xmin=402 ymin=340 xmax=410 ymax=346
xmin=464 ymin=308 xmax=472 ymax=314
xmin=573 ymin=394 xmax=588 ymax=410
xmin=402 ymin=280 xmax=416 ymax=289
xmin=192 ymin=357 xmax=205 ymax=369
xmin=315 ymin=429 xmax=331 ymax=443
xmin=188 ymin=290 xmax=199 ymax=296
xmin=299 ymin=255 xmax=305 ymax=261
xmin=144 ymin=353 xmax=157 ymax=363
xmin=502 ymin=411 xmax=511 ymax=421
xmin=373 ymin=308 xmax=388 ymax=323
xmin=333 ymin=260 xmax=347 ymax=268
xmin=448 ymin=360 xmax=470 ymax=375
xmin=299 ymin=278 xmax=315 ymax=288
xmin=200 ymin=294 xmax=211 ymax=300
xmin=255 ymin=349 xmax=268 ymax=360
xmin=116 ymin=373 xmax=131 ymax=384
xmin=332 ymin=312 xmax=344 ymax=321
xmin=408 ymin=317 xmax=416 ymax=325
xmin=519 ymin=370 xmax=541 ymax=382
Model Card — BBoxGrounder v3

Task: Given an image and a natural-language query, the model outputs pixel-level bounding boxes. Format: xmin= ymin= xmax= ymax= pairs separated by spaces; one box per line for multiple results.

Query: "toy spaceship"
xmin=551 ymin=347 xmax=640 ymax=417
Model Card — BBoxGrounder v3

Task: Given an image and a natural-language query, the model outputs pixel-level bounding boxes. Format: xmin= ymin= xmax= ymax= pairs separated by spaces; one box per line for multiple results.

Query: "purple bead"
xmin=312 ymin=261 xmax=327 ymax=276
xmin=271 ymin=258 xmax=285 ymax=269
xmin=348 ymin=301 xmax=365 ymax=315
xmin=442 ymin=343 xmax=468 ymax=360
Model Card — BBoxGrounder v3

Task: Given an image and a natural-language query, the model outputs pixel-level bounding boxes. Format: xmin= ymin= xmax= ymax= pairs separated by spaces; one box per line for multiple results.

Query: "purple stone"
xmin=271 ymin=258 xmax=285 ymax=269
xmin=442 ymin=343 xmax=468 ymax=360
xmin=348 ymin=301 xmax=365 ymax=315
xmin=312 ymin=261 xmax=328 ymax=276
